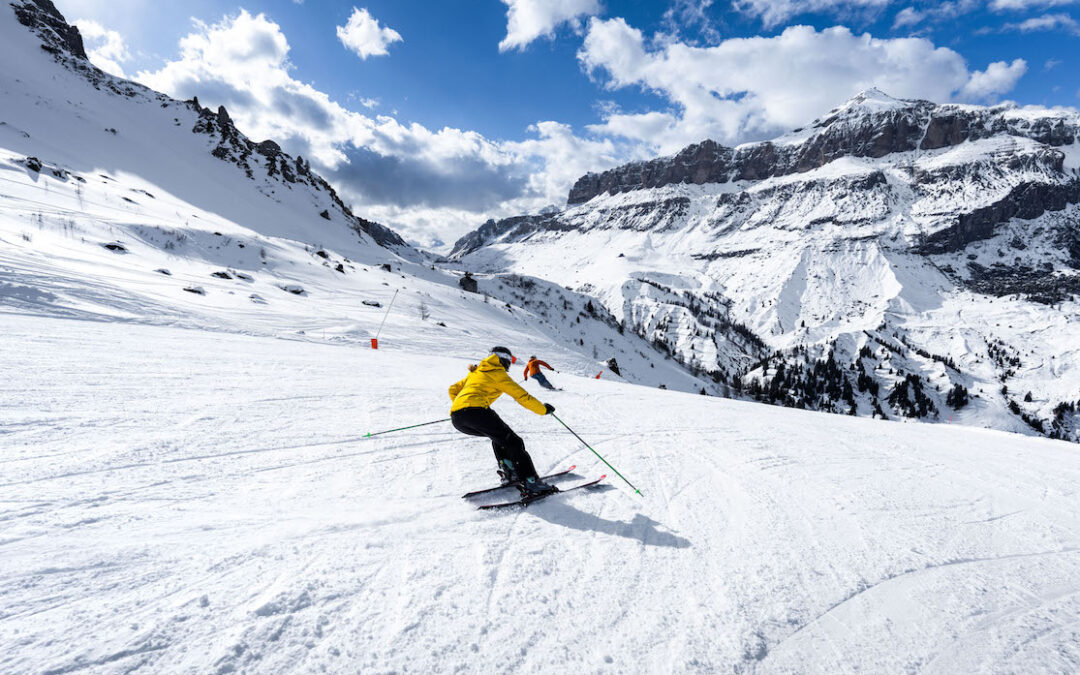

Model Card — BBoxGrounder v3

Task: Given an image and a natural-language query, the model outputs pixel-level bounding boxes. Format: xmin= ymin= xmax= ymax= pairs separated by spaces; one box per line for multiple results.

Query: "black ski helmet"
xmin=491 ymin=346 xmax=514 ymax=370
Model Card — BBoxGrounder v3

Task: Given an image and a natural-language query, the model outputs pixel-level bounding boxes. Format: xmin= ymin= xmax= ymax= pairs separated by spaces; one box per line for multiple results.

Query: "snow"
xmin=3 ymin=312 xmax=1079 ymax=673
xmin=458 ymin=98 xmax=1080 ymax=440
xmin=3 ymin=6 xmax=1080 ymax=670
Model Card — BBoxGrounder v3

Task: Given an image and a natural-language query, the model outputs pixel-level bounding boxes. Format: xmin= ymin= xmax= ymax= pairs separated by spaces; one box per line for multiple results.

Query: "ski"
xmin=462 ymin=465 xmax=576 ymax=499
xmin=477 ymin=475 xmax=607 ymax=511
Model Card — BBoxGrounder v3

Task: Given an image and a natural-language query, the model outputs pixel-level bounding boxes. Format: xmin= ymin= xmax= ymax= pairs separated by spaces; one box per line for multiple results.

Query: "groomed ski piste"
xmin=3 ymin=311 xmax=1080 ymax=674
xmin=2 ymin=3 xmax=1080 ymax=671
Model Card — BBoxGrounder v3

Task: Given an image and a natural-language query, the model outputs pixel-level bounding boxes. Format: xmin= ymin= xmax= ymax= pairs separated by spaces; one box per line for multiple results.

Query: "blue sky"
xmin=54 ymin=0 xmax=1080 ymax=247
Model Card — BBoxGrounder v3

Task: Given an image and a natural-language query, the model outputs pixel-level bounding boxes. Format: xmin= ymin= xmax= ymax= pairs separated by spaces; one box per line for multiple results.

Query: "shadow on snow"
xmin=528 ymin=494 xmax=691 ymax=549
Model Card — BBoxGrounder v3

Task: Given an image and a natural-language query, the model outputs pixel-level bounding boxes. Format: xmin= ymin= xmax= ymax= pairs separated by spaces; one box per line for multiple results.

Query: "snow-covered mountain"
xmin=5 ymin=5 xmax=1080 ymax=672
xmin=3 ymin=0 xmax=407 ymax=257
xmin=0 ymin=0 xmax=710 ymax=394
xmin=452 ymin=88 xmax=1080 ymax=442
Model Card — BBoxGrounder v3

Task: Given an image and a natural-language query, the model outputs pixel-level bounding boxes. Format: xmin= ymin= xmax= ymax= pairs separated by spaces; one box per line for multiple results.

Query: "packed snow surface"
xmin=3 ymin=314 xmax=1079 ymax=674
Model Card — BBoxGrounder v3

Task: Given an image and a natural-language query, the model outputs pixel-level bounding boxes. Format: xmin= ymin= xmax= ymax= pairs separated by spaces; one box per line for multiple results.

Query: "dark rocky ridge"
xmin=567 ymin=96 xmax=1079 ymax=205
xmin=12 ymin=0 xmax=86 ymax=59
xmin=449 ymin=214 xmax=558 ymax=258
xmin=188 ymin=100 xmax=406 ymax=249
xmin=918 ymin=180 xmax=1080 ymax=254
xmin=8 ymin=0 xmax=408 ymax=252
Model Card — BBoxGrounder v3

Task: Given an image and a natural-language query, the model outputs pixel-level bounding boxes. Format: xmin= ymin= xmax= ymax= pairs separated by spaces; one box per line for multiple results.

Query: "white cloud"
xmin=1045 ymin=58 xmax=1062 ymax=69
xmin=74 ymin=18 xmax=131 ymax=77
xmin=336 ymin=7 xmax=402 ymax=59
xmin=892 ymin=7 xmax=923 ymax=28
xmin=890 ymin=1 xmax=982 ymax=30
xmin=133 ymin=10 xmax=626 ymax=246
xmin=128 ymin=9 xmax=1038 ymax=248
xmin=1002 ymin=12 xmax=1080 ymax=33
xmin=578 ymin=19 xmax=1028 ymax=153
xmin=504 ymin=120 xmax=635 ymax=201
xmin=959 ymin=59 xmax=1028 ymax=99
xmin=733 ymin=0 xmax=891 ymax=28
xmin=989 ymin=0 xmax=1077 ymax=10
xmin=660 ymin=0 xmax=721 ymax=43
xmin=498 ymin=0 xmax=602 ymax=52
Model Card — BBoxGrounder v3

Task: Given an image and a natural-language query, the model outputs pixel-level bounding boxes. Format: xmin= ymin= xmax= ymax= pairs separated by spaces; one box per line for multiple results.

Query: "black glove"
xmin=544 ymin=403 xmax=555 ymax=415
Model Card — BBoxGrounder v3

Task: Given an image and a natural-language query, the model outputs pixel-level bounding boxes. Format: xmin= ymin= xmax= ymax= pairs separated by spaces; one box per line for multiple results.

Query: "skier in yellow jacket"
xmin=449 ymin=346 xmax=557 ymax=496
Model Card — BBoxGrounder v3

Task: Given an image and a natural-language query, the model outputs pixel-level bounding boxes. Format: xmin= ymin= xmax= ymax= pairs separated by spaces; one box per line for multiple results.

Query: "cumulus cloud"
xmin=733 ymin=0 xmax=891 ymax=28
xmin=137 ymin=12 xmax=512 ymax=207
xmin=336 ymin=7 xmax=402 ymax=59
xmin=959 ymin=59 xmax=1028 ymax=99
xmin=498 ymin=0 xmax=602 ymax=52
xmin=577 ymin=19 xmax=1029 ymax=153
xmin=133 ymin=10 xmax=625 ymax=245
xmin=128 ymin=8 xmax=1038 ymax=248
xmin=75 ymin=19 xmax=131 ymax=77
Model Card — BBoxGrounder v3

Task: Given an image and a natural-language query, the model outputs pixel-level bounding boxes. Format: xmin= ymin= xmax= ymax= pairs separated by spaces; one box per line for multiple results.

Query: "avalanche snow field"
xmin=2 ymin=315 xmax=1079 ymax=674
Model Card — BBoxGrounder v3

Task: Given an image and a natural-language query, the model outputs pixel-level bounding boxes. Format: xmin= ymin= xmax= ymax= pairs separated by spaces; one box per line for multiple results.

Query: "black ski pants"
xmin=451 ymin=407 xmax=538 ymax=479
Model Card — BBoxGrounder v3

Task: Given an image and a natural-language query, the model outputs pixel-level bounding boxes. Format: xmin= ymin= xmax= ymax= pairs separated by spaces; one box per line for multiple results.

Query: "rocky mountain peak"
xmin=11 ymin=0 xmax=87 ymax=60
xmin=5 ymin=0 xmax=410 ymax=254
xmin=836 ymin=88 xmax=908 ymax=113
xmin=567 ymin=91 xmax=1078 ymax=205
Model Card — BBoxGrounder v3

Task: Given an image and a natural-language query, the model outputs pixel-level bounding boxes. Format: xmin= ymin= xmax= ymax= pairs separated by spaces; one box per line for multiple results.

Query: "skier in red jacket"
xmin=523 ymin=356 xmax=558 ymax=391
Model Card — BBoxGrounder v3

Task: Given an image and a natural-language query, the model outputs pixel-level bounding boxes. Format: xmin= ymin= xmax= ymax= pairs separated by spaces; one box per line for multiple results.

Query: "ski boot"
xmin=518 ymin=475 xmax=559 ymax=498
xmin=496 ymin=458 xmax=520 ymax=487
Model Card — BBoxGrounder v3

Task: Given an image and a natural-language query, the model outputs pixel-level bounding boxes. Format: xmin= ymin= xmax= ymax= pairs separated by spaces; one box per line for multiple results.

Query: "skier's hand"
xmin=544 ymin=403 xmax=556 ymax=415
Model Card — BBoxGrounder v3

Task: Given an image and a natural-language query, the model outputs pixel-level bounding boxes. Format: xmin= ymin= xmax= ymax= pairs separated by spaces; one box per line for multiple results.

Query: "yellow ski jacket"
xmin=449 ymin=354 xmax=547 ymax=415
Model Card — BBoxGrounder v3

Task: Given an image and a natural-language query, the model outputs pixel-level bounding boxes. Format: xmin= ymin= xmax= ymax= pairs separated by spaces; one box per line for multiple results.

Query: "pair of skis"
xmin=462 ymin=465 xmax=606 ymax=510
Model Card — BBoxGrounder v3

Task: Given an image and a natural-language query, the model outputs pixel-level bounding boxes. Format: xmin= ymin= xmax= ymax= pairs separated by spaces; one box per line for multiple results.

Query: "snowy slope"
xmin=3 ymin=312 xmax=1079 ymax=673
xmin=0 ymin=0 xmax=709 ymax=393
xmin=454 ymin=91 xmax=1080 ymax=442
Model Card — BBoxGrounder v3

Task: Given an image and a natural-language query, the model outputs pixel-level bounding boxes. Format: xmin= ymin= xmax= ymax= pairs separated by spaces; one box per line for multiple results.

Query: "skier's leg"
xmin=451 ymin=407 xmax=539 ymax=480
xmin=533 ymin=372 xmax=555 ymax=390
xmin=493 ymin=427 xmax=539 ymax=480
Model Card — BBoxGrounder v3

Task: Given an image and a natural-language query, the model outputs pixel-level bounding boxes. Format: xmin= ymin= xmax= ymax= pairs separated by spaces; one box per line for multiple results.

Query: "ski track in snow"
xmin=2 ymin=314 xmax=1079 ymax=674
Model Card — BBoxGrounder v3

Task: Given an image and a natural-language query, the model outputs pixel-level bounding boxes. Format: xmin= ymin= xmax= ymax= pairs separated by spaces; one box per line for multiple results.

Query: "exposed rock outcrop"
xmin=9 ymin=0 xmax=410 ymax=254
xmin=567 ymin=92 xmax=1079 ymax=205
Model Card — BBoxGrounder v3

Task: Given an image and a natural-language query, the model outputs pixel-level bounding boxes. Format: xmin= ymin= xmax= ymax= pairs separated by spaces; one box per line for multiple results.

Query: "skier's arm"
xmin=522 ymin=365 xmax=528 ymax=380
xmin=539 ymin=361 xmax=554 ymax=371
xmin=493 ymin=369 xmax=547 ymax=415
xmin=448 ymin=376 xmax=467 ymax=400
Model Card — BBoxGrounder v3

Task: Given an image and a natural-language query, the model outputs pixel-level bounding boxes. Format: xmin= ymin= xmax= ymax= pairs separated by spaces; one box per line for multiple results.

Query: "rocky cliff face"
xmin=12 ymin=0 xmax=86 ymax=59
xmin=454 ymin=89 xmax=1080 ymax=442
xmin=8 ymin=0 xmax=408 ymax=253
xmin=189 ymin=101 xmax=406 ymax=250
xmin=567 ymin=90 xmax=1079 ymax=205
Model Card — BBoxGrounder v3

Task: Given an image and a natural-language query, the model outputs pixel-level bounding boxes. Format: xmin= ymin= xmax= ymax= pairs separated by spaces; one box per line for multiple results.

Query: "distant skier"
xmin=523 ymin=355 xmax=558 ymax=390
xmin=449 ymin=346 xmax=558 ymax=497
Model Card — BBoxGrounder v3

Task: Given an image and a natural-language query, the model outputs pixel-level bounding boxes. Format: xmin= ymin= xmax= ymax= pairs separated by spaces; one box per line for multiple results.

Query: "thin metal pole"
xmin=552 ymin=414 xmax=643 ymax=496
xmin=374 ymin=289 xmax=399 ymax=341
xmin=364 ymin=417 xmax=451 ymax=438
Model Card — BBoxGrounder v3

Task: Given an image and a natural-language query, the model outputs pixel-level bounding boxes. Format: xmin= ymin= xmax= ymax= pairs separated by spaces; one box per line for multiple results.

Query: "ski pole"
xmin=364 ymin=417 xmax=450 ymax=438
xmin=552 ymin=414 xmax=643 ymax=497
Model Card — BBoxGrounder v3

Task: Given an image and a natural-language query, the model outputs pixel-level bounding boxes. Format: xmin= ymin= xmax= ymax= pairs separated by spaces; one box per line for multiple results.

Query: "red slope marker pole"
xmin=371 ymin=289 xmax=399 ymax=349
